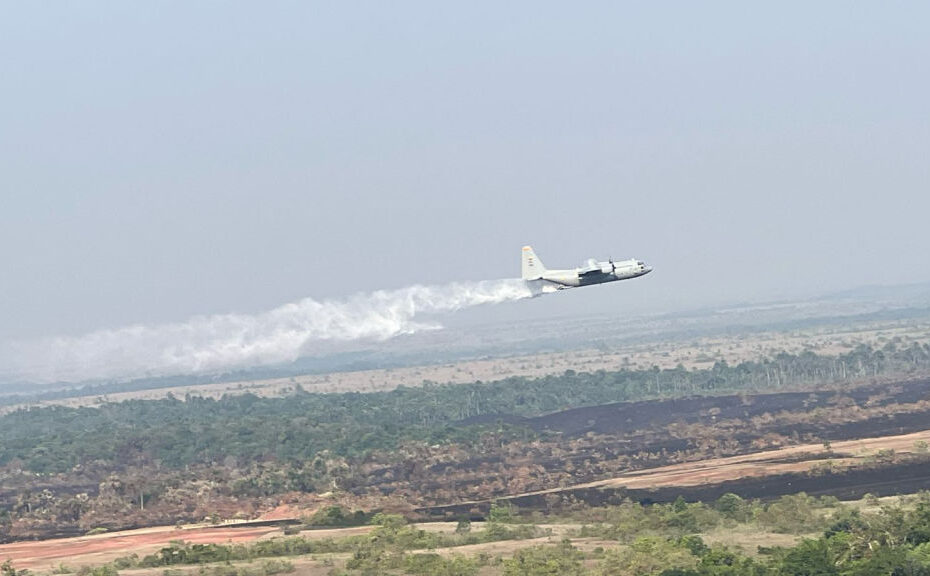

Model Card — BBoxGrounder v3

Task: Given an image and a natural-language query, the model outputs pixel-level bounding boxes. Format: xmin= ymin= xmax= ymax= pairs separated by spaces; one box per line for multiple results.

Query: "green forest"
xmin=2 ymin=342 xmax=929 ymax=475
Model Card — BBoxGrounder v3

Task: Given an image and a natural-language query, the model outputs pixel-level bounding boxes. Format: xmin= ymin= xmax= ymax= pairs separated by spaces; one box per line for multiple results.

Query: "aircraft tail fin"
xmin=522 ymin=245 xmax=546 ymax=280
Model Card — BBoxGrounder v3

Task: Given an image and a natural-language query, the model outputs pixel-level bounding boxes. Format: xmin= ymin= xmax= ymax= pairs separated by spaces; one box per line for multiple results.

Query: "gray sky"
xmin=2 ymin=2 xmax=929 ymax=346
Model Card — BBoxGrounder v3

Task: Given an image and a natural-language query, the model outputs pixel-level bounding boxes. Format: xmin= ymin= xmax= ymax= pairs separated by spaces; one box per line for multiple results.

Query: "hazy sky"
xmin=2 ymin=2 xmax=929 ymax=345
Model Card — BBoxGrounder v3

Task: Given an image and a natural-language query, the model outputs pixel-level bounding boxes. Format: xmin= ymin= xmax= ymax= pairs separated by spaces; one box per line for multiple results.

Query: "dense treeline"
xmin=2 ymin=343 xmax=929 ymax=475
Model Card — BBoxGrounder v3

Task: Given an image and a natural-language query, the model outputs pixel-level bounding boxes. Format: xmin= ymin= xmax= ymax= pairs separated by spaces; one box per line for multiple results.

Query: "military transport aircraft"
xmin=521 ymin=245 xmax=652 ymax=293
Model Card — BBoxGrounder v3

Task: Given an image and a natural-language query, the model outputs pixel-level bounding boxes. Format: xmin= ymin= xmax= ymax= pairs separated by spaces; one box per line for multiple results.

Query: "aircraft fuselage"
xmin=521 ymin=246 xmax=652 ymax=291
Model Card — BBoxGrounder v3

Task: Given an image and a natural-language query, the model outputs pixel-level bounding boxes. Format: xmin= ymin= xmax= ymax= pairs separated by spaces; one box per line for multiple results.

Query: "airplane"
xmin=521 ymin=245 xmax=652 ymax=293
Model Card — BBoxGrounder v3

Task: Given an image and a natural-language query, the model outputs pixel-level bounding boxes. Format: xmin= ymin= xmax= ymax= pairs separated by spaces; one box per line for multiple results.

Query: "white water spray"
xmin=1 ymin=279 xmax=534 ymax=385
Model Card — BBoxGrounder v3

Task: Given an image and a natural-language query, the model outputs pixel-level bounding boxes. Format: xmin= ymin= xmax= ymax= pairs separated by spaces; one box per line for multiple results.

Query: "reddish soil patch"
xmin=0 ymin=524 xmax=280 ymax=569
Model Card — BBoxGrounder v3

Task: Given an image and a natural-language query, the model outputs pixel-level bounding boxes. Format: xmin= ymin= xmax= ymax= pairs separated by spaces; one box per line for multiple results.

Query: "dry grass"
xmin=699 ymin=524 xmax=815 ymax=557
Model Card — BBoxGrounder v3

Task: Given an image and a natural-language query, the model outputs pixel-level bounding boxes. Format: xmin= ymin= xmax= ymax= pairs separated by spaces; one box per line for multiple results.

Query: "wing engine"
xmin=579 ymin=258 xmax=614 ymax=276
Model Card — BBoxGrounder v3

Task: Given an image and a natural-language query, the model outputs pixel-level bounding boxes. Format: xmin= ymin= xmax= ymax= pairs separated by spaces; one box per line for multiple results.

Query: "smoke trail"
xmin=3 ymin=279 xmax=534 ymax=385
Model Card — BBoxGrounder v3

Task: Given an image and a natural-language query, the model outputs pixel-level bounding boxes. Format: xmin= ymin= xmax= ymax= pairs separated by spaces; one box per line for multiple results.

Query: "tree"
xmin=716 ymin=493 xmax=750 ymax=522
xmin=504 ymin=541 xmax=584 ymax=576
xmin=599 ymin=537 xmax=698 ymax=575
xmin=779 ymin=539 xmax=837 ymax=576
xmin=488 ymin=502 xmax=514 ymax=523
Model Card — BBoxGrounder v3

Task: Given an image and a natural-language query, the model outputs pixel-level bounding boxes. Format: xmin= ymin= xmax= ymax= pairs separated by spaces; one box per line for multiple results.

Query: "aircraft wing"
xmin=578 ymin=258 xmax=604 ymax=276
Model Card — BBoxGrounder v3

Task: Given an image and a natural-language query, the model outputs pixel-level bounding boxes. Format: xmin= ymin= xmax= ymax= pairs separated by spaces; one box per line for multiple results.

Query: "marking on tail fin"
xmin=522 ymin=245 xmax=546 ymax=280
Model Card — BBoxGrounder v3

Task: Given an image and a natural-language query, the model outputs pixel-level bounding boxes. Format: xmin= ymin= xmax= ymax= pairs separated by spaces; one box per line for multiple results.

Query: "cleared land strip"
xmin=0 ymin=524 xmax=281 ymax=569
xmin=2 ymin=521 xmax=502 ymax=570
xmin=0 ymin=521 xmax=383 ymax=570
xmin=420 ymin=428 xmax=930 ymax=515
xmin=588 ymin=430 xmax=930 ymax=490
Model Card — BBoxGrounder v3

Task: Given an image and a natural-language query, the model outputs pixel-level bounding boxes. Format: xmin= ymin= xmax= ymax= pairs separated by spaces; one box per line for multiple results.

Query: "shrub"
xmin=504 ymin=541 xmax=584 ymax=576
